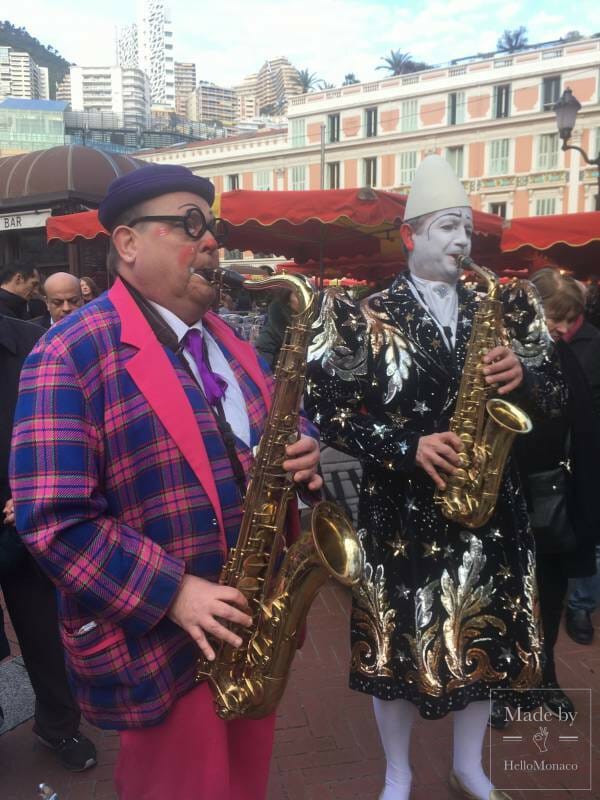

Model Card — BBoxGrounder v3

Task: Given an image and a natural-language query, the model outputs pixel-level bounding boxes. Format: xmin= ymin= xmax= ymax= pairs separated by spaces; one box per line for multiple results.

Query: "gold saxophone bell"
xmin=434 ymin=257 xmax=532 ymax=529
xmin=195 ymin=272 xmax=363 ymax=719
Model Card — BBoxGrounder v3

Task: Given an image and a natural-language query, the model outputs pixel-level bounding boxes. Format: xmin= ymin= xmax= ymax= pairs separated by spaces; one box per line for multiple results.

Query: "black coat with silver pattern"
xmin=305 ymin=273 xmax=567 ymax=719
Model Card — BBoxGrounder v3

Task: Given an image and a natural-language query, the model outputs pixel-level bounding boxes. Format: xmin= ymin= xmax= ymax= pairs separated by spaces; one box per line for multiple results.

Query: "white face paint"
xmin=407 ymin=207 xmax=473 ymax=284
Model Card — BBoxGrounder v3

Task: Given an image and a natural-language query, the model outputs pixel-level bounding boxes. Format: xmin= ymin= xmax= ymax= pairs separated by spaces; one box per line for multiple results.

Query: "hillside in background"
xmin=0 ymin=20 xmax=71 ymax=98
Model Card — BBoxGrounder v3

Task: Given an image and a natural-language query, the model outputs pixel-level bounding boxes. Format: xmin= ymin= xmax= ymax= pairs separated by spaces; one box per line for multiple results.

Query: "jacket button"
xmin=211 ymin=517 xmax=218 ymax=527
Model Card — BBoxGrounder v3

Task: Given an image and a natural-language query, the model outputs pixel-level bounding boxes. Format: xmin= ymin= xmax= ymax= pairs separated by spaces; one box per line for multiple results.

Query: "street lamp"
xmin=554 ymin=88 xmax=600 ymax=211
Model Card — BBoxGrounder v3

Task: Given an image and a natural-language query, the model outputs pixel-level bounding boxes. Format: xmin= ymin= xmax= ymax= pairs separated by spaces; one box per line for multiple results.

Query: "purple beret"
xmin=98 ymin=164 xmax=215 ymax=231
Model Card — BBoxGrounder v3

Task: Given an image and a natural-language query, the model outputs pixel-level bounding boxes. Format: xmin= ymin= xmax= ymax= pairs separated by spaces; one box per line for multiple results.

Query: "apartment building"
xmin=70 ymin=66 xmax=151 ymax=129
xmin=0 ymin=47 xmax=49 ymax=101
xmin=233 ymin=57 xmax=302 ymax=118
xmin=187 ymin=81 xmax=236 ymax=127
xmin=175 ymin=61 xmax=196 ymax=116
xmin=138 ymin=38 xmax=600 ymax=216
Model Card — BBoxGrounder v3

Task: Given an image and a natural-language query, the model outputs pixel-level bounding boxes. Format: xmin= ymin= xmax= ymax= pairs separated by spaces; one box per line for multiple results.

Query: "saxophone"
xmin=195 ymin=272 xmax=363 ymax=720
xmin=434 ymin=256 xmax=532 ymax=529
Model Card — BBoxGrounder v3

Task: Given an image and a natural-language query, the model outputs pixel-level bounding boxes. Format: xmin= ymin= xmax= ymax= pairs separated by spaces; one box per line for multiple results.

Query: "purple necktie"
xmin=183 ymin=328 xmax=227 ymax=406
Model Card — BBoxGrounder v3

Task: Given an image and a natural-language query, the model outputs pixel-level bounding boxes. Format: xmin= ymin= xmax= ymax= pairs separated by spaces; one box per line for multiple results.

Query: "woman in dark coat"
xmin=521 ymin=271 xmax=600 ymax=712
xmin=255 ymin=289 xmax=297 ymax=368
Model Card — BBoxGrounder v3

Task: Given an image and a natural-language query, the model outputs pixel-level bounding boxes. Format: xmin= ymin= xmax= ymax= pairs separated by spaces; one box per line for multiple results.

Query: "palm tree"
xmin=496 ymin=27 xmax=528 ymax=53
xmin=342 ymin=73 xmax=360 ymax=85
xmin=376 ymin=50 xmax=422 ymax=76
xmin=296 ymin=68 xmax=320 ymax=93
xmin=319 ymin=80 xmax=336 ymax=90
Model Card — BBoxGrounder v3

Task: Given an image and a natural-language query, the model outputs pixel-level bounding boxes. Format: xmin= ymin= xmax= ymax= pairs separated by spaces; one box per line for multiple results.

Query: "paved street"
xmin=1 ymin=449 xmax=599 ymax=799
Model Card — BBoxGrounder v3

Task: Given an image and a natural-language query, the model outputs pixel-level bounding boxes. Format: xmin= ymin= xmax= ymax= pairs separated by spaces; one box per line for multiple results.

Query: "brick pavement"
xmin=1 ymin=582 xmax=599 ymax=799
xmin=2 ymin=450 xmax=599 ymax=798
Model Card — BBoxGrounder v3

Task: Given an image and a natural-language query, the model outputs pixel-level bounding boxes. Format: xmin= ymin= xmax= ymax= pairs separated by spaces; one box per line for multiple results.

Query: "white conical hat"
xmin=404 ymin=154 xmax=470 ymax=221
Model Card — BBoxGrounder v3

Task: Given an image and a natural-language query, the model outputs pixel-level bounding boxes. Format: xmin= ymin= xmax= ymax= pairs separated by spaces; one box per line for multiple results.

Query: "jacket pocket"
xmin=61 ymin=621 xmax=140 ymax=689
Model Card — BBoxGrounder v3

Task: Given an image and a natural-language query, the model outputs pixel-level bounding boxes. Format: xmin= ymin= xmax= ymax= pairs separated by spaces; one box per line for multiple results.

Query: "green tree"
xmin=496 ymin=26 xmax=528 ymax=53
xmin=296 ymin=68 xmax=320 ymax=93
xmin=342 ymin=73 xmax=360 ymax=85
xmin=319 ymin=80 xmax=335 ymax=90
xmin=376 ymin=49 xmax=429 ymax=76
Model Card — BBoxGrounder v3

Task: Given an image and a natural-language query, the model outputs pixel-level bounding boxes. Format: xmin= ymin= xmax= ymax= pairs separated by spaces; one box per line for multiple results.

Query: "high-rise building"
xmin=117 ymin=1 xmax=175 ymax=109
xmin=175 ymin=61 xmax=196 ymax=116
xmin=117 ymin=23 xmax=139 ymax=69
xmin=0 ymin=48 xmax=50 ymax=100
xmin=234 ymin=57 xmax=301 ymax=117
xmin=186 ymin=81 xmax=236 ymax=127
xmin=70 ymin=65 xmax=151 ymax=128
xmin=56 ymin=73 xmax=71 ymax=104
xmin=0 ymin=48 xmax=11 ymax=97
xmin=136 ymin=0 xmax=174 ymax=109
xmin=233 ymin=73 xmax=258 ymax=122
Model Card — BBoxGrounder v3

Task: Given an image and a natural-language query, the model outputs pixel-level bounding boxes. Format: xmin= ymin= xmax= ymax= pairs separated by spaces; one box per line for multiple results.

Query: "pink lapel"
xmin=108 ymin=279 xmax=226 ymax=548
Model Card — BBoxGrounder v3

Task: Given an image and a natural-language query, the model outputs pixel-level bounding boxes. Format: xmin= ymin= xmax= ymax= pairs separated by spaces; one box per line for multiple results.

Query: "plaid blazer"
xmin=10 ymin=278 xmax=315 ymax=730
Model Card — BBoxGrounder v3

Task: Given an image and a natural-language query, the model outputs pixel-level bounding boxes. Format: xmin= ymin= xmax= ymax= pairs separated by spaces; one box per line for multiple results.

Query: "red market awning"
xmin=217 ymin=188 xmax=503 ymax=263
xmin=46 ymin=210 xmax=107 ymax=243
xmin=501 ymin=211 xmax=600 ymax=252
xmin=45 ymin=188 xmax=505 ymax=270
xmin=501 ymin=212 xmax=600 ymax=272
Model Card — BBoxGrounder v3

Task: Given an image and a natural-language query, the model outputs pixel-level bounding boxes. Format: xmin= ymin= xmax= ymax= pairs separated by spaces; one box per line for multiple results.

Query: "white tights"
xmin=373 ymin=698 xmax=493 ymax=800
xmin=452 ymin=701 xmax=494 ymax=799
xmin=373 ymin=697 xmax=415 ymax=800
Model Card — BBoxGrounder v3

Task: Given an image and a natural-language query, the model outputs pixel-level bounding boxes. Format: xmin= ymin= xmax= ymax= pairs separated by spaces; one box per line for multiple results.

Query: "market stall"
xmin=501 ymin=211 xmax=600 ymax=275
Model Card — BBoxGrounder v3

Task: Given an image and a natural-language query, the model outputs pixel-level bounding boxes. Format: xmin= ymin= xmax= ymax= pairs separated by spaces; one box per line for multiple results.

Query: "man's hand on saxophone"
xmin=483 ymin=345 xmax=524 ymax=394
xmin=167 ymin=576 xmax=253 ymax=662
xmin=415 ymin=432 xmax=463 ymax=490
xmin=282 ymin=435 xmax=323 ymax=491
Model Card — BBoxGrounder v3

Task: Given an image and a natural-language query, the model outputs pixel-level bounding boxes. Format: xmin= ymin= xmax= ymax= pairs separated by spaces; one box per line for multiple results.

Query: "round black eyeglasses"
xmin=126 ymin=207 xmax=229 ymax=246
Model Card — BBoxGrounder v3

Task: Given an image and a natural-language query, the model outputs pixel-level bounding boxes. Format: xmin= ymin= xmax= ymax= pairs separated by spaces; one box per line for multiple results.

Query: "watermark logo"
xmin=533 ymin=726 xmax=549 ymax=753
xmin=489 ymin=689 xmax=592 ymax=792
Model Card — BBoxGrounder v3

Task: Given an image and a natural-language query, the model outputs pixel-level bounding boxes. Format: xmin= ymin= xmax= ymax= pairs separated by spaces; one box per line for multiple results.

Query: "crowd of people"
xmin=0 ymin=157 xmax=598 ymax=800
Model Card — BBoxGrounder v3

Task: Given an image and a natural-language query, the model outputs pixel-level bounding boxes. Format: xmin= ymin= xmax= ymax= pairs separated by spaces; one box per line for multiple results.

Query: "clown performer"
xmin=305 ymin=155 xmax=567 ymax=800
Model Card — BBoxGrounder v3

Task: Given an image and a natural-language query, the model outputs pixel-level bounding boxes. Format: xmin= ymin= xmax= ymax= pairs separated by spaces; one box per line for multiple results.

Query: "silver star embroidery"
xmin=398 ymin=441 xmax=409 ymax=455
xmin=395 ymin=583 xmax=411 ymax=600
xmin=406 ymin=499 xmax=418 ymax=514
xmin=487 ymin=528 xmax=503 ymax=540
xmin=413 ymin=400 xmax=430 ymax=415
xmin=373 ymin=424 xmax=387 ymax=439
xmin=313 ymin=412 xmax=322 ymax=424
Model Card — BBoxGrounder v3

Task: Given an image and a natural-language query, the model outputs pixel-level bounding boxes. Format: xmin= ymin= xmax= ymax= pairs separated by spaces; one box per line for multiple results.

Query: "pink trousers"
xmin=114 ymin=683 xmax=276 ymax=800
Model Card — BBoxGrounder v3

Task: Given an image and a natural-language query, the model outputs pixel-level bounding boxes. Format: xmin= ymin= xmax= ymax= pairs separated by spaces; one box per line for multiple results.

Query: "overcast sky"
xmin=7 ymin=0 xmax=599 ymax=87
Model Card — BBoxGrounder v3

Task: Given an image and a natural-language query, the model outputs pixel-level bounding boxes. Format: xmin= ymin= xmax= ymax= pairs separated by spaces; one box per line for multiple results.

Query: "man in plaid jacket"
xmin=10 ymin=164 xmax=322 ymax=800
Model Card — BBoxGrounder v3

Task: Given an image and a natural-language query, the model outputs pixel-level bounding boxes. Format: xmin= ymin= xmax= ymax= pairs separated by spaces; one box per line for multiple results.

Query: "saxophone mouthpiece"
xmin=456 ymin=255 xmax=473 ymax=269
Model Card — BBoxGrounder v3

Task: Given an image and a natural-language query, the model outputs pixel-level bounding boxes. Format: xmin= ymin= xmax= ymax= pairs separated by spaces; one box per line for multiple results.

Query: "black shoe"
xmin=35 ymin=731 xmax=97 ymax=772
xmin=488 ymin=700 xmax=510 ymax=730
xmin=543 ymin=684 xmax=575 ymax=718
xmin=565 ymin=607 xmax=594 ymax=645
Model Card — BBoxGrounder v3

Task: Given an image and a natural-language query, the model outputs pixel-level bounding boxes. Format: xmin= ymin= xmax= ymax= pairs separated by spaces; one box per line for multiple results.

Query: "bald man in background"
xmin=44 ymin=272 xmax=85 ymax=326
